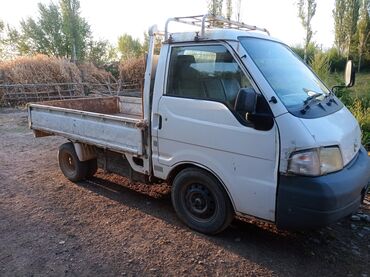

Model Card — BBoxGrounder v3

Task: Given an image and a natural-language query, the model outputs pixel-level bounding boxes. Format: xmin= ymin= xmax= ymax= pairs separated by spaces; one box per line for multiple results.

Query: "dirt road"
xmin=0 ymin=108 xmax=369 ymax=276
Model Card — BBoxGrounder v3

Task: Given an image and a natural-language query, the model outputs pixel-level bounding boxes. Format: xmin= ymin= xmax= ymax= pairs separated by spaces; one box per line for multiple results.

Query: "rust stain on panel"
xmin=42 ymin=97 xmax=120 ymax=114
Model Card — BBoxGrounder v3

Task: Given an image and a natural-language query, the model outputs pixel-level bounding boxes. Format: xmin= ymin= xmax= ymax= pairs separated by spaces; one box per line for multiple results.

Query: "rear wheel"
xmin=171 ymin=168 xmax=234 ymax=234
xmin=58 ymin=142 xmax=90 ymax=182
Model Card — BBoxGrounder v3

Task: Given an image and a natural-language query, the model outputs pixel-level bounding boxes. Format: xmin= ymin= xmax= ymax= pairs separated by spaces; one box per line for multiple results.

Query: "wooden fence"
xmin=0 ymin=80 xmax=142 ymax=106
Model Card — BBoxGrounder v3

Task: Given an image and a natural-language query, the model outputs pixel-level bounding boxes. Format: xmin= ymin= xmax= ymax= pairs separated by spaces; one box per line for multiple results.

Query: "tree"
xmin=0 ymin=19 xmax=4 ymax=38
xmin=297 ymin=0 xmax=317 ymax=63
xmin=17 ymin=0 xmax=90 ymax=62
xmin=0 ymin=20 xmax=30 ymax=59
xmin=117 ymin=34 xmax=143 ymax=60
xmin=357 ymin=0 xmax=370 ymax=71
xmin=310 ymin=51 xmax=331 ymax=83
xmin=208 ymin=0 xmax=223 ymax=27
xmin=20 ymin=2 xmax=67 ymax=57
xmin=143 ymin=32 xmax=162 ymax=55
xmin=0 ymin=19 xmax=4 ymax=56
xmin=326 ymin=46 xmax=347 ymax=71
xmin=333 ymin=0 xmax=361 ymax=59
xmin=60 ymin=0 xmax=91 ymax=62
xmin=6 ymin=26 xmax=30 ymax=57
xmin=225 ymin=0 xmax=232 ymax=20
xmin=208 ymin=0 xmax=223 ymax=16
xmin=86 ymin=40 xmax=117 ymax=67
xmin=333 ymin=0 xmax=347 ymax=55
xmin=236 ymin=0 xmax=241 ymax=21
xmin=344 ymin=0 xmax=361 ymax=59
xmin=291 ymin=42 xmax=317 ymax=62
xmin=207 ymin=0 xmax=234 ymax=26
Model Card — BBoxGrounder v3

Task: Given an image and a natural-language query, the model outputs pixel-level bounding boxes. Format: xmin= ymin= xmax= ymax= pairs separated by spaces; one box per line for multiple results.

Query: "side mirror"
xmin=234 ymin=87 xmax=257 ymax=115
xmin=345 ymin=60 xmax=355 ymax=87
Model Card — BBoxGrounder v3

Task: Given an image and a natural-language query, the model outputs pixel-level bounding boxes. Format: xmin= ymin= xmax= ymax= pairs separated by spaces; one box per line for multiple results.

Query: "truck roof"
xmin=162 ymin=14 xmax=282 ymax=45
xmin=169 ymin=29 xmax=282 ymax=44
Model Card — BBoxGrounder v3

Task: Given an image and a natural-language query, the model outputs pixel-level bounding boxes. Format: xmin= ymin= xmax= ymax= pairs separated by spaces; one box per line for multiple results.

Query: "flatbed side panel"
xmin=29 ymin=106 xmax=143 ymax=155
xmin=40 ymin=97 xmax=120 ymax=114
xmin=118 ymin=96 xmax=143 ymax=118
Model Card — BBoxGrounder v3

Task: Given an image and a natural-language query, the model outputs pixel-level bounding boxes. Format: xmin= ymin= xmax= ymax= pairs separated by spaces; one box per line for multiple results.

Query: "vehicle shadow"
xmin=75 ymin=172 xmax=353 ymax=276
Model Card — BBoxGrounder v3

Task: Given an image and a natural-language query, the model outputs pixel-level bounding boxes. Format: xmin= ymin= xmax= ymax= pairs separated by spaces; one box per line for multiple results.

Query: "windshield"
xmin=239 ymin=37 xmax=330 ymax=109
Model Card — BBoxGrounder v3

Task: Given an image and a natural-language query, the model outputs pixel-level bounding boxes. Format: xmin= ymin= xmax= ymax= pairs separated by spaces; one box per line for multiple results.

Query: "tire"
xmin=58 ymin=142 xmax=89 ymax=182
xmin=171 ymin=167 xmax=234 ymax=235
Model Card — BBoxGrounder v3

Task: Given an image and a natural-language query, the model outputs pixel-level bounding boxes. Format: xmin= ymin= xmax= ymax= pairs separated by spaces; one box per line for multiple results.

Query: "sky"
xmin=0 ymin=0 xmax=335 ymax=48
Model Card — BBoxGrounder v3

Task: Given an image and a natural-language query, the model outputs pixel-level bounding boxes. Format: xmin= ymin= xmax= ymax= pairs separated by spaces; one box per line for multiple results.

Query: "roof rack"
xmin=164 ymin=14 xmax=270 ymax=41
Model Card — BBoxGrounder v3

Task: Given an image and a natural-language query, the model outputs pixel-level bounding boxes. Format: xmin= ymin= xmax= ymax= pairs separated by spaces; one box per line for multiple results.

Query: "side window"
xmin=166 ymin=44 xmax=252 ymax=108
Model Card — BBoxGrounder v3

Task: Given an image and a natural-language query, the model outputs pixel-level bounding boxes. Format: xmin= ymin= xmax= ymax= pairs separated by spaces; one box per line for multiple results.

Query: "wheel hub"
xmin=62 ymin=152 xmax=76 ymax=174
xmin=184 ymin=183 xmax=215 ymax=219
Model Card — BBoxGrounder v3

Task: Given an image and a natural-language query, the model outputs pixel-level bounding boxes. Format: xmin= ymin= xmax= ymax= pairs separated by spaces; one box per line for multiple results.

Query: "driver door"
xmin=154 ymin=43 xmax=278 ymax=221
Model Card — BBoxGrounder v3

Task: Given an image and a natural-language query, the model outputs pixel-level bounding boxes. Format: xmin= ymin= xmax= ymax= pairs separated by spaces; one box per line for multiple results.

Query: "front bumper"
xmin=276 ymin=146 xmax=370 ymax=230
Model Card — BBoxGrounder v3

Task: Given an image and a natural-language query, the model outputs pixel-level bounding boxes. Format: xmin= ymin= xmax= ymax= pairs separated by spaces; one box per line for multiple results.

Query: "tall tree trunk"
xmin=347 ymin=38 xmax=352 ymax=60
xmin=236 ymin=0 xmax=241 ymax=21
xmin=358 ymin=51 xmax=362 ymax=72
xmin=226 ymin=0 xmax=232 ymax=20
xmin=359 ymin=31 xmax=370 ymax=72
xmin=68 ymin=0 xmax=78 ymax=63
xmin=304 ymin=42 xmax=308 ymax=63
xmin=72 ymin=43 xmax=77 ymax=64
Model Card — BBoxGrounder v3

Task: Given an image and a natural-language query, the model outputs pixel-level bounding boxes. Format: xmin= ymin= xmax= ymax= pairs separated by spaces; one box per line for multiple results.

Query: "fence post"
xmin=81 ymin=68 xmax=89 ymax=96
xmin=117 ymin=79 xmax=122 ymax=96
xmin=68 ymin=68 xmax=75 ymax=98
xmin=0 ymin=71 xmax=4 ymax=105
xmin=0 ymin=70 xmax=4 ymax=84
xmin=107 ymin=76 xmax=112 ymax=95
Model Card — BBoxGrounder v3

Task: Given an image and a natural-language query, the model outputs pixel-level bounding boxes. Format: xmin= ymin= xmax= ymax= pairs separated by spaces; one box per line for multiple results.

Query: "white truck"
xmin=28 ymin=15 xmax=370 ymax=234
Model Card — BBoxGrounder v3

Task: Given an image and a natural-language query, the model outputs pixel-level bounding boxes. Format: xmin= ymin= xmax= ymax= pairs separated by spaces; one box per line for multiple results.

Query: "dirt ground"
xmin=0 ymin=107 xmax=369 ymax=277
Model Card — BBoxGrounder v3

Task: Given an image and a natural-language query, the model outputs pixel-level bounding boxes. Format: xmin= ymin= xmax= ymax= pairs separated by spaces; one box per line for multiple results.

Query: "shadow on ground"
xmin=73 ymin=172 xmax=362 ymax=276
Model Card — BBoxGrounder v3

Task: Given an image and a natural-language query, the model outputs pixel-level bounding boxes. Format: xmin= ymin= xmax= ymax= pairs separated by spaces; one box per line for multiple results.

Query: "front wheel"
xmin=171 ymin=168 xmax=234 ymax=234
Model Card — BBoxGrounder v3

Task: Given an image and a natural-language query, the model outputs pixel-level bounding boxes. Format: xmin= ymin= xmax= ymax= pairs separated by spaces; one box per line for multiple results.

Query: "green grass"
xmin=326 ymin=72 xmax=370 ymax=150
xmin=327 ymin=72 xmax=370 ymax=98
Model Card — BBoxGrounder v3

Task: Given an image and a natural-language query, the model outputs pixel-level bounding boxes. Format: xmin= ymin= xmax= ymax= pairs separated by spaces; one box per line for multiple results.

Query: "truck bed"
xmin=28 ymin=96 xmax=146 ymax=156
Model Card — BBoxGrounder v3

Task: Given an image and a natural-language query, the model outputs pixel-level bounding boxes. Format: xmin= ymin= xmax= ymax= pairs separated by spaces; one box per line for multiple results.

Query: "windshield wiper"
xmin=303 ymin=92 xmax=323 ymax=104
xmin=301 ymin=90 xmax=325 ymax=114
xmin=324 ymin=92 xmax=339 ymax=107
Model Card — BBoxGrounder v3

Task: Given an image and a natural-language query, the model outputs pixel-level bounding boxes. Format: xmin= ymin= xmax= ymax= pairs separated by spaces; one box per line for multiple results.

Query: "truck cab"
xmin=28 ymin=14 xmax=370 ymax=234
xmin=149 ymin=15 xmax=369 ymax=232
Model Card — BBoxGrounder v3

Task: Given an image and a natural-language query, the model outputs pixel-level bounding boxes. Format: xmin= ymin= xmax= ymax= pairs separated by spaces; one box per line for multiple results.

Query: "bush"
xmin=0 ymin=55 xmax=117 ymax=102
xmin=290 ymin=45 xmax=304 ymax=59
xmin=290 ymin=43 xmax=317 ymax=62
xmin=310 ymin=52 xmax=331 ymax=83
xmin=119 ymin=57 xmax=145 ymax=83
xmin=348 ymin=97 xmax=370 ymax=150
xmin=0 ymin=54 xmax=115 ymax=85
xmin=103 ymin=62 xmax=120 ymax=79
xmin=78 ymin=62 xmax=115 ymax=84
xmin=291 ymin=45 xmax=347 ymax=72
xmin=326 ymin=48 xmax=347 ymax=72
xmin=0 ymin=54 xmax=81 ymax=84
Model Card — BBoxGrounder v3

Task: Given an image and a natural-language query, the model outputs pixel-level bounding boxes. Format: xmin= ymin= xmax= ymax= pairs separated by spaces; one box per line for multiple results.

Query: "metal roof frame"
xmin=164 ymin=14 xmax=270 ymax=41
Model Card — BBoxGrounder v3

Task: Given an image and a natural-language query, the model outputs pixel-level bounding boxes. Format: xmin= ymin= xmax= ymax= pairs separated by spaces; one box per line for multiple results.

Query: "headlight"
xmin=319 ymin=147 xmax=343 ymax=174
xmin=288 ymin=146 xmax=343 ymax=176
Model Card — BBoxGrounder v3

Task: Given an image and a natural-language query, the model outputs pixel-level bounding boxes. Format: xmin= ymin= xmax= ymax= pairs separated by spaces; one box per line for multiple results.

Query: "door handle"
xmin=158 ymin=115 xmax=162 ymax=130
